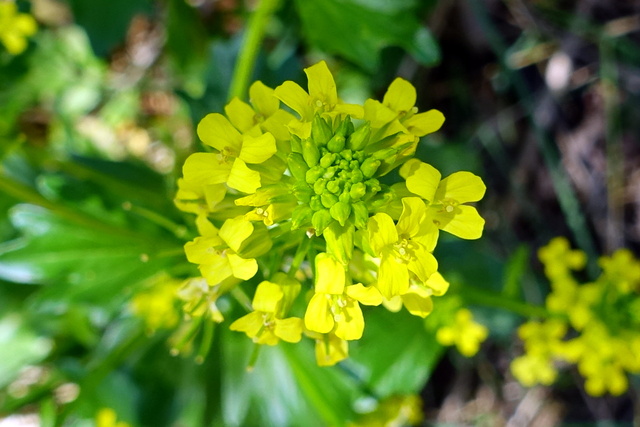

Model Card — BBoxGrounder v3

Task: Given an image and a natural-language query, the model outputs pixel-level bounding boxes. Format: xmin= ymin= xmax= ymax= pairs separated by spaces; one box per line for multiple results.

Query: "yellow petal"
xmin=403 ymin=109 xmax=445 ymax=137
xmin=315 ymin=334 xmax=349 ymax=367
xmin=396 ymin=197 xmax=427 ymax=237
xmin=334 ymin=300 xmax=364 ymax=341
xmin=274 ymin=317 xmax=304 ymax=343
xmin=367 ymin=213 xmax=398 ymax=255
xmin=252 ymin=281 xmax=284 ymax=312
xmin=345 ymin=283 xmax=383 ymax=306
xmin=239 ymin=133 xmax=276 ymax=164
xmin=436 ymin=171 xmax=486 ymax=204
xmin=183 ymin=152 xmax=231 ymax=185
xmin=274 ymin=81 xmax=313 ymax=120
xmin=227 ymin=158 xmax=261 ymax=193
xmin=383 ymin=78 xmax=416 ymax=113
xmin=249 ymin=81 xmax=279 ymax=116
xmin=401 ymin=289 xmax=433 ymax=318
xmin=315 ymin=253 xmax=345 ymax=294
xmin=197 ymin=113 xmax=242 ymax=152
xmin=424 ymin=271 xmax=449 ymax=296
xmin=304 ymin=60 xmax=338 ymax=109
xmin=304 ymin=293 xmax=334 ymax=334
xmin=378 ymin=255 xmax=409 ymax=298
xmin=400 ymin=159 xmax=441 ymax=202
xmin=227 ymin=253 xmax=258 ymax=280
xmin=225 ymin=97 xmax=256 ymax=133
xmin=262 ymin=109 xmax=296 ymax=141
xmin=184 ymin=236 xmax=222 ymax=264
xmin=200 ymin=258 xmax=233 ymax=285
xmin=407 ymin=245 xmax=437 ymax=283
xmin=432 ymin=205 xmax=485 ymax=240
xmin=219 ymin=217 xmax=254 ymax=252
xmin=14 ymin=14 xmax=38 ymax=36
xmin=363 ymin=98 xmax=397 ymax=128
xmin=230 ymin=311 xmax=264 ymax=337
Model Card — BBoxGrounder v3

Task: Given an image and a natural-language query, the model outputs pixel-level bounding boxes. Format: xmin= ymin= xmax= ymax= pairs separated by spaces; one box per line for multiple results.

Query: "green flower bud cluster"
xmin=289 ymin=115 xmax=382 ymax=234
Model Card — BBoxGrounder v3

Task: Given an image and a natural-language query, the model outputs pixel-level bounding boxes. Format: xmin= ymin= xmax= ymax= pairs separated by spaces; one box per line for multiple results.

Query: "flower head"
xmin=0 ymin=2 xmax=37 ymax=55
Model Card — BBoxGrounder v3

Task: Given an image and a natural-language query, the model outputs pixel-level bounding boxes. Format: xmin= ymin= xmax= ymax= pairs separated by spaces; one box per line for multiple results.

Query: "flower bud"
xmin=326 ymin=180 xmax=342 ymax=194
xmin=360 ymin=157 xmax=381 ymax=178
xmin=312 ymin=209 xmax=334 ymax=235
xmin=293 ymin=182 xmax=313 ymax=202
xmin=352 ymin=202 xmax=369 ymax=229
xmin=320 ymin=152 xmax=337 ymax=169
xmin=302 ymin=138 xmax=320 ymax=167
xmin=287 ymin=152 xmax=309 ymax=181
xmin=321 ymin=192 xmax=339 ymax=209
xmin=327 ymin=135 xmax=346 ymax=153
xmin=291 ymin=205 xmax=314 ymax=229
xmin=306 ymin=166 xmax=324 ymax=184
xmin=347 ymin=122 xmax=371 ymax=151
xmin=330 ymin=201 xmax=351 ymax=226
xmin=313 ymin=178 xmax=327 ymax=195
xmin=311 ymin=114 xmax=333 ymax=146
xmin=349 ymin=182 xmax=366 ymax=200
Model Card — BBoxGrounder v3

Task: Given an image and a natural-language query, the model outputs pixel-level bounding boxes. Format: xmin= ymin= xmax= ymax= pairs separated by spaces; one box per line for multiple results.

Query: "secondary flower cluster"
xmin=0 ymin=1 xmax=37 ymax=55
xmin=175 ymin=61 xmax=486 ymax=366
xmin=511 ymin=237 xmax=640 ymax=396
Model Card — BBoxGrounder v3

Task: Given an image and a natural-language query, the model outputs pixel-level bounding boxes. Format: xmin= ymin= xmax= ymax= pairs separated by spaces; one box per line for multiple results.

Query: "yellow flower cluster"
xmin=0 ymin=1 xmax=37 ymax=55
xmin=175 ymin=61 xmax=486 ymax=366
xmin=511 ymin=237 xmax=640 ymax=396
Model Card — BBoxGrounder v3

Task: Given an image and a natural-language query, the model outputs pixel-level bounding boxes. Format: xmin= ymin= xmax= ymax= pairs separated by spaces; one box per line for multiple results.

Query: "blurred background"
xmin=1 ymin=0 xmax=639 ymax=425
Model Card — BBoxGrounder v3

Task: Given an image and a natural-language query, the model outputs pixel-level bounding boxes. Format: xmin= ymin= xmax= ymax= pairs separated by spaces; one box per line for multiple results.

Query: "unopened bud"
xmin=291 ymin=205 xmax=314 ymax=229
xmin=349 ymin=182 xmax=366 ymax=200
xmin=352 ymin=202 xmax=369 ymax=229
xmin=302 ymin=139 xmax=320 ymax=167
xmin=312 ymin=209 xmax=334 ymax=235
xmin=288 ymin=153 xmax=309 ymax=181
xmin=327 ymin=135 xmax=345 ymax=153
xmin=321 ymin=192 xmax=339 ymax=208
xmin=330 ymin=201 xmax=352 ymax=226
xmin=312 ymin=114 xmax=333 ymax=146
xmin=360 ymin=157 xmax=381 ymax=178
xmin=347 ymin=122 xmax=371 ymax=151
xmin=306 ymin=166 xmax=324 ymax=184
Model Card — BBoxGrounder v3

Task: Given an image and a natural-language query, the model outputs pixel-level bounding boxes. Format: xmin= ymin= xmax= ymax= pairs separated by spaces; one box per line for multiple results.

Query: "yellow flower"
xmin=0 ymin=2 xmax=37 ymax=55
xmin=511 ymin=353 xmax=558 ymax=387
xmin=230 ymin=279 xmax=303 ymax=345
xmin=304 ymin=253 xmax=382 ymax=340
xmin=538 ymin=237 xmax=586 ymax=283
xmin=599 ymin=248 xmax=640 ymax=294
xmin=365 ymin=77 xmax=445 ymax=139
xmin=383 ymin=272 xmax=450 ymax=318
xmin=177 ymin=277 xmax=225 ymax=323
xmin=436 ymin=308 xmax=488 ymax=357
xmin=96 ymin=408 xmax=130 ymax=427
xmin=367 ymin=197 xmax=438 ymax=299
xmin=400 ymin=159 xmax=486 ymax=240
xmin=192 ymin=113 xmax=277 ymax=194
xmin=348 ymin=394 xmax=424 ymax=427
xmin=274 ymin=61 xmax=363 ymax=137
xmin=184 ymin=216 xmax=271 ymax=285
xmin=225 ymin=81 xmax=296 ymax=142
xmin=311 ymin=330 xmax=349 ymax=367
xmin=130 ymin=276 xmax=180 ymax=332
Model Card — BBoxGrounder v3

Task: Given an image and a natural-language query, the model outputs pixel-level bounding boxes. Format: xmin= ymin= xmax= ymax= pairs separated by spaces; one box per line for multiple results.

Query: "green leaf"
xmin=348 ymin=308 xmax=443 ymax=397
xmin=0 ymin=204 xmax=180 ymax=303
xmin=293 ymin=0 xmax=440 ymax=71
xmin=220 ymin=328 xmax=362 ymax=426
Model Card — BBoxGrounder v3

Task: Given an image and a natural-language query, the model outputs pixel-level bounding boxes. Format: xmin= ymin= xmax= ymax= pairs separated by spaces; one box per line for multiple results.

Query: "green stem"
xmin=288 ymin=233 xmax=312 ymax=279
xmin=228 ymin=0 xmax=282 ymax=100
xmin=462 ymin=286 xmax=550 ymax=319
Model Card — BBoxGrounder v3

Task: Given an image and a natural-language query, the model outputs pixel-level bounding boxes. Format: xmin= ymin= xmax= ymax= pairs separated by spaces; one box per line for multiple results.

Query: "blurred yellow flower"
xmin=436 ymin=308 xmax=488 ymax=357
xmin=0 ymin=2 xmax=37 ymax=55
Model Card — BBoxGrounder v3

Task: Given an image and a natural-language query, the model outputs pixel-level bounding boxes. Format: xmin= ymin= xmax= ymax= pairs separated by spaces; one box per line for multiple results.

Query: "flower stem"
xmin=228 ymin=0 xmax=282 ymax=101
xmin=462 ymin=286 xmax=550 ymax=319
